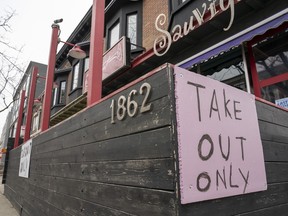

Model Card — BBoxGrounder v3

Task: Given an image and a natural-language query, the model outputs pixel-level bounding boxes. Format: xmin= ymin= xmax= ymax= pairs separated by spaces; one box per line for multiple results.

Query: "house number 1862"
xmin=110 ymin=83 xmax=152 ymax=124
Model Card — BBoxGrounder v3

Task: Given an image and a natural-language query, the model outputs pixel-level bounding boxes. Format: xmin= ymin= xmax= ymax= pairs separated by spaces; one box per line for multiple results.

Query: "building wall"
xmin=142 ymin=0 xmax=169 ymax=50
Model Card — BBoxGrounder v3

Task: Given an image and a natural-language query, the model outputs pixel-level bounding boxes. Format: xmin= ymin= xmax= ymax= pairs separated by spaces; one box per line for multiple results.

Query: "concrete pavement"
xmin=0 ymin=176 xmax=19 ymax=216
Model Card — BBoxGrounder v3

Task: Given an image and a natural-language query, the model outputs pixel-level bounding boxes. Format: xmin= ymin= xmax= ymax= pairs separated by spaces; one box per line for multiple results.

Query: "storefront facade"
xmin=2 ymin=1 xmax=288 ymax=215
xmin=158 ymin=0 xmax=288 ymax=107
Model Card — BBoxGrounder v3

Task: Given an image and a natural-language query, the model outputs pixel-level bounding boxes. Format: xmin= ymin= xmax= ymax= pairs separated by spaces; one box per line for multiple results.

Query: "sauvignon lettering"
xmin=154 ymin=0 xmax=241 ymax=56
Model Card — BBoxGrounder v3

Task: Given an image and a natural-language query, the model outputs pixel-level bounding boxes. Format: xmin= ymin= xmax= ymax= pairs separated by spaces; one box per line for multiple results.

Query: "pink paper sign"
xmin=174 ymin=66 xmax=267 ymax=204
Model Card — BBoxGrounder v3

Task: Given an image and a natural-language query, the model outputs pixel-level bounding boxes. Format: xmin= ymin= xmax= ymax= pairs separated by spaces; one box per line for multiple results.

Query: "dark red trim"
xmin=131 ymin=48 xmax=155 ymax=68
xmin=249 ymin=22 xmax=288 ymax=45
xmin=259 ymin=72 xmax=288 ymax=88
xmin=87 ymin=0 xmax=105 ymax=106
xmin=41 ymin=24 xmax=59 ymax=132
xmin=24 ymin=66 xmax=38 ymax=142
xmin=14 ymin=90 xmax=26 ymax=148
xmin=256 ymin=96 xmax=288 ymax=112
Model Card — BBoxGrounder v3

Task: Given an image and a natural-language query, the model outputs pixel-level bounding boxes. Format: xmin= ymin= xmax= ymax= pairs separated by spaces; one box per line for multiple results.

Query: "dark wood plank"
xmin=82 ymin=126 xmax=173 ymax=162
xmin=263 ymin=140 xmax=288 ymax=162
xmin=3 ymin=185 xmax=22 ymax=214
xmin=32 ymin=158 xmax=174 ymax=190
xmin=46 ymin=190 xmax=134 ymax=216
xmin=49 ymin=177 xmax=176 ymax=216
xmin=35 ymin=96 xmax=172 ymax=154
xmin=34 ymin=68 xmax=172 ymax=145
xmin=265 ymin=162 xmax=288 ymax=184
xmin=178 ymin=183 xmax=288 ymax=216
xmin=259 ymin=120 xmax=288 ymax=144
xmin=237 ymin=203 xmax=288 ymax=216
xmin=256 ymin=101 xmax=288 ymax=128
xmin=30 ymin=126 xmax=173 ymax=166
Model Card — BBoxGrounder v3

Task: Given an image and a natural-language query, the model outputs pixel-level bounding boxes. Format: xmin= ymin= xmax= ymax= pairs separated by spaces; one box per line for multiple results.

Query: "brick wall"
xmin=143 ymin=0 xmax=169 ymax=50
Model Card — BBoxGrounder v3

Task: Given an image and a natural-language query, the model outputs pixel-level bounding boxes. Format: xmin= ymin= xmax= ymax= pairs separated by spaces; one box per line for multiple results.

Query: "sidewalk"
xmin=0 ymin=176 xmax=19 ymax=216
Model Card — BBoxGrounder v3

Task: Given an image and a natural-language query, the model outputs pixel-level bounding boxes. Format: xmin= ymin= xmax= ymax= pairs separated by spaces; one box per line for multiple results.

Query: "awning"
xmin=179 ymin=10 xmax=288 ymax=69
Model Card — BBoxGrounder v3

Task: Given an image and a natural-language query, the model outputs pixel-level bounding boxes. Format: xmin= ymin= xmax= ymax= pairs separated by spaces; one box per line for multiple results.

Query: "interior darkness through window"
xmin=190 ymin=46 xmax=247 ymax=91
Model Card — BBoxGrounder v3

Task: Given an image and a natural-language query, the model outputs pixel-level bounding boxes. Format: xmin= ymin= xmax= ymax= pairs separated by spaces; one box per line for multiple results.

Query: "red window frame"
xmin=247 ymin=22 xmax=288 ymax=98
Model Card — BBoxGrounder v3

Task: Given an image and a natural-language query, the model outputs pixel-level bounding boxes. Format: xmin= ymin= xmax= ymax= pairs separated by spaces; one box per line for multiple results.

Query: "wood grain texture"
xmin=3 ymin=66 xmax=288 ymax=216
xmin=4 ymin=66 xmax=177 ymax=216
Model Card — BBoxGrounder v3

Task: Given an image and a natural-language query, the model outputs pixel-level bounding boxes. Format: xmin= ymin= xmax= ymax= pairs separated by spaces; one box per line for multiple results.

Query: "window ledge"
xmin=69 ymin=86 xmax=83 ymax=96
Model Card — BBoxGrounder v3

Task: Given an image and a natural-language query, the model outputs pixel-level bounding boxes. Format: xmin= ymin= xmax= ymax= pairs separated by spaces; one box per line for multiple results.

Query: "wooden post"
xmin=14 ymin=90 xmax=26 ymax=148
xmin=41 ymin=23 xmax=59 ymax=131
xmin=24 ymin=66 xmax=38 ymax=141
xmin=87 ymin=0 xmax=105 ymax=106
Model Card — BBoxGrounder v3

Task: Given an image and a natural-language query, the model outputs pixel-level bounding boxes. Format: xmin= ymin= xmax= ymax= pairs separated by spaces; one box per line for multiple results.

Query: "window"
xmin=84 ymin=57 xmax=90 ymax=72
xmin=32 ymin=113 xmax=39 ymax=132
xmin=59 ymin=81 xmax=66 ymax=104
xmin=127 ymin=14 xmax=137 ymax=50
xmin=72 ymin=62 xmax=80 ymax=90
xmin=52 ymin=87 xmax=58 ymax=106
xmin=249 ymin=26 xmax=288 ymax=105
xmin=108 ymin=21 xmax=120 ymax=49
xmin=189 ymin=46 xmax=247 ymax=91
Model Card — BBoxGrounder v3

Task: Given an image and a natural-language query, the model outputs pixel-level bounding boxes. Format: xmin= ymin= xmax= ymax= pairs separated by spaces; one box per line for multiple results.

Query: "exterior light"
xmin=68 ymin=45 xmax=87 ymax=59
xmin=59 ymin=40 xmax=87 ymax=59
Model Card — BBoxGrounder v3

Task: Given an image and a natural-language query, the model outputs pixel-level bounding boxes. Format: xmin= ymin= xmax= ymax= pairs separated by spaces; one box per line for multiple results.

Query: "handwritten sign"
xmin=275 ymin=97 xmax=288 ymax=109
xmin=174 ymin=66 xmax=267 ymax=204
xmin=19 ymin=139 xmax=32 ymax=178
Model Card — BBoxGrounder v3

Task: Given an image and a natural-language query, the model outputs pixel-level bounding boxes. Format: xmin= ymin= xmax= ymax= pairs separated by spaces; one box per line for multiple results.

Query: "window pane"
xmin=253 ymin=30 xmax=288 ymax=81
xmin=208 ymin=61 xmax=246 ymax=90
xmin=32 ymin=114 xmax=39 ymax=132
xmin=53 ymin=88 xmax=58 ymax=106
xmin=190 ymin=47 xmax=247 ymax=91
xmin=59 ymin=81 xmax=66 ymax=104
xmin=72 ymin=62 xmax=80 ymax=90
xmin=261 ymin=80 xmax=288 ymax=104
xmin=127 ymin=14 xmax=137 ymax=50
xmin=109 ymin=22 xmax=120 ymax=48
xmin=84 ymin=57 xmax=89 ymax=72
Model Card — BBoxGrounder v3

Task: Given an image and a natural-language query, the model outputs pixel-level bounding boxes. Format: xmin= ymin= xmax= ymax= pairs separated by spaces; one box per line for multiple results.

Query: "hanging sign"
xmin=174 ymin=66 xmax=267 ymax=204
xmin=19 ymin=139 xmax=33 ymax=178
xmin=154 ymin=0 xmax=242 ymax=56
xmin=102 ymin=36 xmax=131 ymax=81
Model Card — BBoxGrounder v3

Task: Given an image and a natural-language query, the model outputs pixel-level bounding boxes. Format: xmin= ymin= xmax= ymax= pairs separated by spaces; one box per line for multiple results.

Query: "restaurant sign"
xmin=102 ymin=36 xmax=131 ymax=80
xmin=154 ymin=0 xmax=241 ymax=56
xmin=174 ymin=66 xmax=267 ymax=204
xmin=83 ymin=36 xmax=131 ymax=92
xmin=19 ymin=139 xmax=33 ymax=178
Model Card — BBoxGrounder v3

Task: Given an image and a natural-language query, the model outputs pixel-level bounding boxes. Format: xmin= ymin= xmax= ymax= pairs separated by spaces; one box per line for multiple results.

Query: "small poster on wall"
xmin=174 ymin=66 xmax=267 ymax=204
xmin=19 ymin=139 xmax=32 ymax=178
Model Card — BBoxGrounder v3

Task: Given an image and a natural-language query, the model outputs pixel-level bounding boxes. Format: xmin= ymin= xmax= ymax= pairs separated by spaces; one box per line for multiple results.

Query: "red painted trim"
xmin=87 ymin=0 xmax=105 ymax=106
xmin=131 ymin=48 xmax=155 ymax=69
xmin=24 ymin=66 xmax=38 ymax=142
xmin=249 ymin=22 xmax=288 ymax=45
xmin=247 ymin=43 xmax=261 ymax=97
xmin=14 ymin=90 xmax=26 ymax=148
xmin=256 ymin=96 xmax=288 ymax=112
xmin=41 ymin=24 xmax=59 ymax=132
xmin=259 ymin=72 xmax=288 ymax=88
